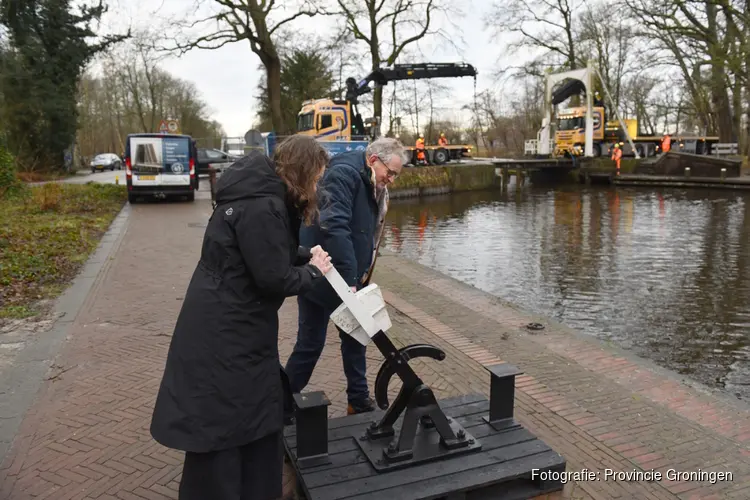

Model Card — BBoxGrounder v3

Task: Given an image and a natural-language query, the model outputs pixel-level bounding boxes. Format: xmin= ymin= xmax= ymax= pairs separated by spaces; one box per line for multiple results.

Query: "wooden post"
xmin=501 ymin=167 xmax=509 ymax=190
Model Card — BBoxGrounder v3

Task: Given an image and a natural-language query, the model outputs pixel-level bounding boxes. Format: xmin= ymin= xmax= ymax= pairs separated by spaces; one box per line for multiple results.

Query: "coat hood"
xmin=214 ymin=151 xmax=285 ymax=204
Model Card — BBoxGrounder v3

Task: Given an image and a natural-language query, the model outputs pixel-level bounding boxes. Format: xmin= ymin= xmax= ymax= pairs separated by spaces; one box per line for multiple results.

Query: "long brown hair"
xmin=273 ymin=135 xmax=328 ymax=225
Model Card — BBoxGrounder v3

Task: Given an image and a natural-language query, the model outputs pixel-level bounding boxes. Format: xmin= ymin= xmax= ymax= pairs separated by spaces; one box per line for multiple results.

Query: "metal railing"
xmin=713 ymin=143 xmax=739 ymax=156
xmin=524 ymin=139 xmax=555 ymax=156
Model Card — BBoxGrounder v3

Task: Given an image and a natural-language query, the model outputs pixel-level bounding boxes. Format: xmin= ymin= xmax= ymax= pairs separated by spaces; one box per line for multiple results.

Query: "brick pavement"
xmin=0 ymin=192 xmax=748 ymax=499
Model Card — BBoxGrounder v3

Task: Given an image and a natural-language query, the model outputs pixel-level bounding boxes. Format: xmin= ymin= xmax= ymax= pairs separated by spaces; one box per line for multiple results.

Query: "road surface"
xmin=64 ymin=168 xmax=125 ymax=185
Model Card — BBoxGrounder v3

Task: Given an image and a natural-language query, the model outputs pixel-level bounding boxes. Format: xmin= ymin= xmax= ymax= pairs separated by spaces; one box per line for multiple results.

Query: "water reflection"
xmin=383 ymin=186 xmax=750 ymax=399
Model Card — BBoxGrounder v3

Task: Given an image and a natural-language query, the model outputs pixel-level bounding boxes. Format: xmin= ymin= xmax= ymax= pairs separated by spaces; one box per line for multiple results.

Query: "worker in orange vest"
xmin=416 ymin=134 xmax=426 ymax=165
xmin=661 ymin=133 xmax=671 ymax=154
xmin=611 ymin=143 xmax=622 ymax=175
xmin=438 ymin=132 xmax=448 ymax=147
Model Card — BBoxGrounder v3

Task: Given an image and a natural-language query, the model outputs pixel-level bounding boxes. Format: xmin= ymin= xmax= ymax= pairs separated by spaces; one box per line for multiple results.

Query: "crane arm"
xmin=345 ymin=62 xmax=477 ymax=104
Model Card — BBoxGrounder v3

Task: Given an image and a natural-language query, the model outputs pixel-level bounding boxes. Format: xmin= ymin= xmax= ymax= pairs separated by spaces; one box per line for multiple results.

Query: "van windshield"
xmin=129 ymin=136 xmax=191 ymax=174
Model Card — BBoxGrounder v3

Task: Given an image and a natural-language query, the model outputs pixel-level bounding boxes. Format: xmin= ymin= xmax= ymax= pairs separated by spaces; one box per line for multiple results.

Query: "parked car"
xmin=196 ymin=148 xmax=241 ymax=176
xmin=90 ymin=153 xmax=122 ymax=172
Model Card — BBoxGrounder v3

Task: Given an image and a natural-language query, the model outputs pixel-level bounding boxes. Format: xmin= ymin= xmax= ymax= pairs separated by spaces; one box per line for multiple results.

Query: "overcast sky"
xmin=95 ymin=0 xmax=531 ymax=138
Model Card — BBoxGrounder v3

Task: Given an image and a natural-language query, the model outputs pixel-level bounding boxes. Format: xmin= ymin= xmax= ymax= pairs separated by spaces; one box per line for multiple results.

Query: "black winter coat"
xmin=150 ymin=151 xmax=323 ymax=453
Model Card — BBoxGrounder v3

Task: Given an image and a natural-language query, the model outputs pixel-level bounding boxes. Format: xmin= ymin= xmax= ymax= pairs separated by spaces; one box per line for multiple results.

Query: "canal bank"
xmin=391 ymin=163 xmax=501 ymax=198
xmin=392 ymin=157 xmax=750 ymax=199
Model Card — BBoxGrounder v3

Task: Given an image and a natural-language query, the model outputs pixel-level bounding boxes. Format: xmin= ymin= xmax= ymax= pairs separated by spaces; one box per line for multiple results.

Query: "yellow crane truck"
xmin=548 ymin=75 xmax=719 ymax=158
xmin=555 ymin=105 xmax=719 ymax=158
xmin=296 ymin=63 xmax=477 ymax=165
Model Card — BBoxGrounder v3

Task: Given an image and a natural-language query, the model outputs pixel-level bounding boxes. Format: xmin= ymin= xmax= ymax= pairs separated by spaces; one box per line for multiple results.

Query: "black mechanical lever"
xmin=374 ymin=344 xmax=446 ymax=410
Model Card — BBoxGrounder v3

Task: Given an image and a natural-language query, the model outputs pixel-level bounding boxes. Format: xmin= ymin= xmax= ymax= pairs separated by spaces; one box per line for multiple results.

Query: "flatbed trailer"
xmin=404 ymin=144 xmax=473 ymax=165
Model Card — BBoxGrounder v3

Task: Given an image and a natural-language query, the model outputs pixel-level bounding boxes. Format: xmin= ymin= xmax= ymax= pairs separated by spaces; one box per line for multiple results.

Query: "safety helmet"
xmin=440 ymin=132 xmax=445 ymax=136
xmin=419 ymin=133 xmax=424 ymax=138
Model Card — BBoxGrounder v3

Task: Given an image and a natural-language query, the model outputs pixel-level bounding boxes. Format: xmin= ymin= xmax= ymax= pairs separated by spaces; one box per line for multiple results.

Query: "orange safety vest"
xmin=438 ymin=137 xmax=447 ymax=146
xmin=661 ymin=135 xmax=671 ymax=152
xmin=416 ymin=138 xmax=425 ymax=160
xmin=611 ymin=148 xmax=622 ymax=162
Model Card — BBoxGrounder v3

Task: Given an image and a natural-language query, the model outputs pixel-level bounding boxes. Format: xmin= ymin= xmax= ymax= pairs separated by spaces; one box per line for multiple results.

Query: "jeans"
xmin=285 ymin=294 xmax=369 ymax=405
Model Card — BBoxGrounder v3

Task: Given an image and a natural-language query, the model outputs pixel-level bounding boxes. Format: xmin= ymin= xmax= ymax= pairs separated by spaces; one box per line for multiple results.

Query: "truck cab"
xmin=297 ymin=99 xmax=370 ymax=142
xmin=554 ymin=106 xmax=605 ymax=157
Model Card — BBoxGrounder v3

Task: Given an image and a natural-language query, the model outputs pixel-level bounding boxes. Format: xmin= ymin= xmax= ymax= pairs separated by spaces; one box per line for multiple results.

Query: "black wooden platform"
xmin=283 ymin=393 xmax=566 ymax=500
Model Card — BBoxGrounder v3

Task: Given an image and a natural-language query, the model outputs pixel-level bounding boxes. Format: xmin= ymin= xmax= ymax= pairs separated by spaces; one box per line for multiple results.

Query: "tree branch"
xmin=388 ymin=0 xmax=433 ymax=63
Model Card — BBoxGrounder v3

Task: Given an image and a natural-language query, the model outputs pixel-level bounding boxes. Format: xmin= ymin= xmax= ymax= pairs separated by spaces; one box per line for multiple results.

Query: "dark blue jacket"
xmin=300 ymin=150 xmax=379 ymax=310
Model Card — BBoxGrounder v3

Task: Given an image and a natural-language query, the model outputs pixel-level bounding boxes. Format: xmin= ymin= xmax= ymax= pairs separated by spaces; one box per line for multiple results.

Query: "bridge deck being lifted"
xmin=492 ymin=158 xmax=578 ymax=169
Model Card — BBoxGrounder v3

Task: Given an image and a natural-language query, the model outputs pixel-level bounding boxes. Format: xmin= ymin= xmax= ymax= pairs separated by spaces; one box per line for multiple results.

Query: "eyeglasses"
xmin=376 ymin=155 xmax=400 ymax=179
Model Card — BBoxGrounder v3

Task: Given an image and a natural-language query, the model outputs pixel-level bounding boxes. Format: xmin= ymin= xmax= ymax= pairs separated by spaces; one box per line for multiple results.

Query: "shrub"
xmin=0 ymin=146 xmax=24 ymax=200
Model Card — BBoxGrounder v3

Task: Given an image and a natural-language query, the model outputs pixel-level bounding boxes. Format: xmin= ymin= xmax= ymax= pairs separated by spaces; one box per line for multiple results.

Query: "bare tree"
xmin=164 ymin=0 xmax=324 ymax=134
xmin=488 ymin=0 xmax=579 ymax=73
xmin=576 ymin=6 xmax=636 ymax=112
xmin=318 ymin=30 xmax=369 ymax=99
xmin=333 ymin=0 xmax=461 ymax=124
xmin=76 ymin=36 xmax=225 ymax=159
xmin=626 ymin=0 xmax=737 ymax=140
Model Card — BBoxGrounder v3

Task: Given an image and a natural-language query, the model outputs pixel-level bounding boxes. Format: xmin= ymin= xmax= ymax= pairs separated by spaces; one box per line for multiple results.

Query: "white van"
xmin=125 ymin=133 xmax=197 ymax=203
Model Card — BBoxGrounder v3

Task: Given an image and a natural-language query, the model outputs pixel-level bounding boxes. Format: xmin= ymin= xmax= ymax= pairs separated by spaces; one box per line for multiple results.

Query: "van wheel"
xmin=187 ymin=192 xmax=195 ymax=202
xmin=128 ymin=193 xmax=137 ymax=204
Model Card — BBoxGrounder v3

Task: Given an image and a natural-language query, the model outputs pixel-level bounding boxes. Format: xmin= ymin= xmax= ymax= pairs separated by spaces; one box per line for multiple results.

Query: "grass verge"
xmin=0 ymin=182 xmax=127 ymax=320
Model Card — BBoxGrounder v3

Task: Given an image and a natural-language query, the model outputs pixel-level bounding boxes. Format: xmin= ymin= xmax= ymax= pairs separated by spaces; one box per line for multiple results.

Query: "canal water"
xmin=382 ymin=185 xmax=750 ymax=400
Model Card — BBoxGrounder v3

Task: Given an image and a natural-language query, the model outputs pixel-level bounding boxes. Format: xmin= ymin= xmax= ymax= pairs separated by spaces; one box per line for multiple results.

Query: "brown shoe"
xmin=347 ymin=397 xmax=375 ymax=415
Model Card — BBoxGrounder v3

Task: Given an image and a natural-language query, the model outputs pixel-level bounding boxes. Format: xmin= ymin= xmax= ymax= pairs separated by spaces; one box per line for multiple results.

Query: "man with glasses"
xmin=285 ymin=137 xmax=406 ymax=416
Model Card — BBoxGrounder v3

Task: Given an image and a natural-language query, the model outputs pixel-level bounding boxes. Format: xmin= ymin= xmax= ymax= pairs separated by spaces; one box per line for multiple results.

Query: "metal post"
xmin=209 ymin=167 xmax=217 ymax=203
xmin=539 ymin=76 xmax=553 ymax=156
xmin=294 ymin=391 xmax=332 ymax=468
xmin=593 ymin=65 xmax=639 ymax=159
xmin=584 ymin=63 xmax=593 ymax=158
xmin=483 ymin=363 xmax=523 ymax=429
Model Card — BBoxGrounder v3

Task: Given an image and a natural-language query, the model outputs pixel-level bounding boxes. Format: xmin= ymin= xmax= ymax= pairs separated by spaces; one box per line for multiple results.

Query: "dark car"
xmin=196 ymin=148 xmax=241 ymax=176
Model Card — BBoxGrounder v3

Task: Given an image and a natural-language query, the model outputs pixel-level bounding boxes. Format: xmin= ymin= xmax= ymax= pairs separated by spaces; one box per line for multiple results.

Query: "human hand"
xmin=350 ymin=286 xmax=357 ymax=294
xmin=310 ymin=245 xmax=325 ymax=258
xmin=310 ymin=249 xmax=332 ymax=274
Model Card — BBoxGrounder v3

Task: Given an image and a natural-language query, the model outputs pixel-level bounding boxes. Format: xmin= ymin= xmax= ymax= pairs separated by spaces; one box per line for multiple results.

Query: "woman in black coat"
xmin=150 ymin=135 xmax=333 ymax=500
